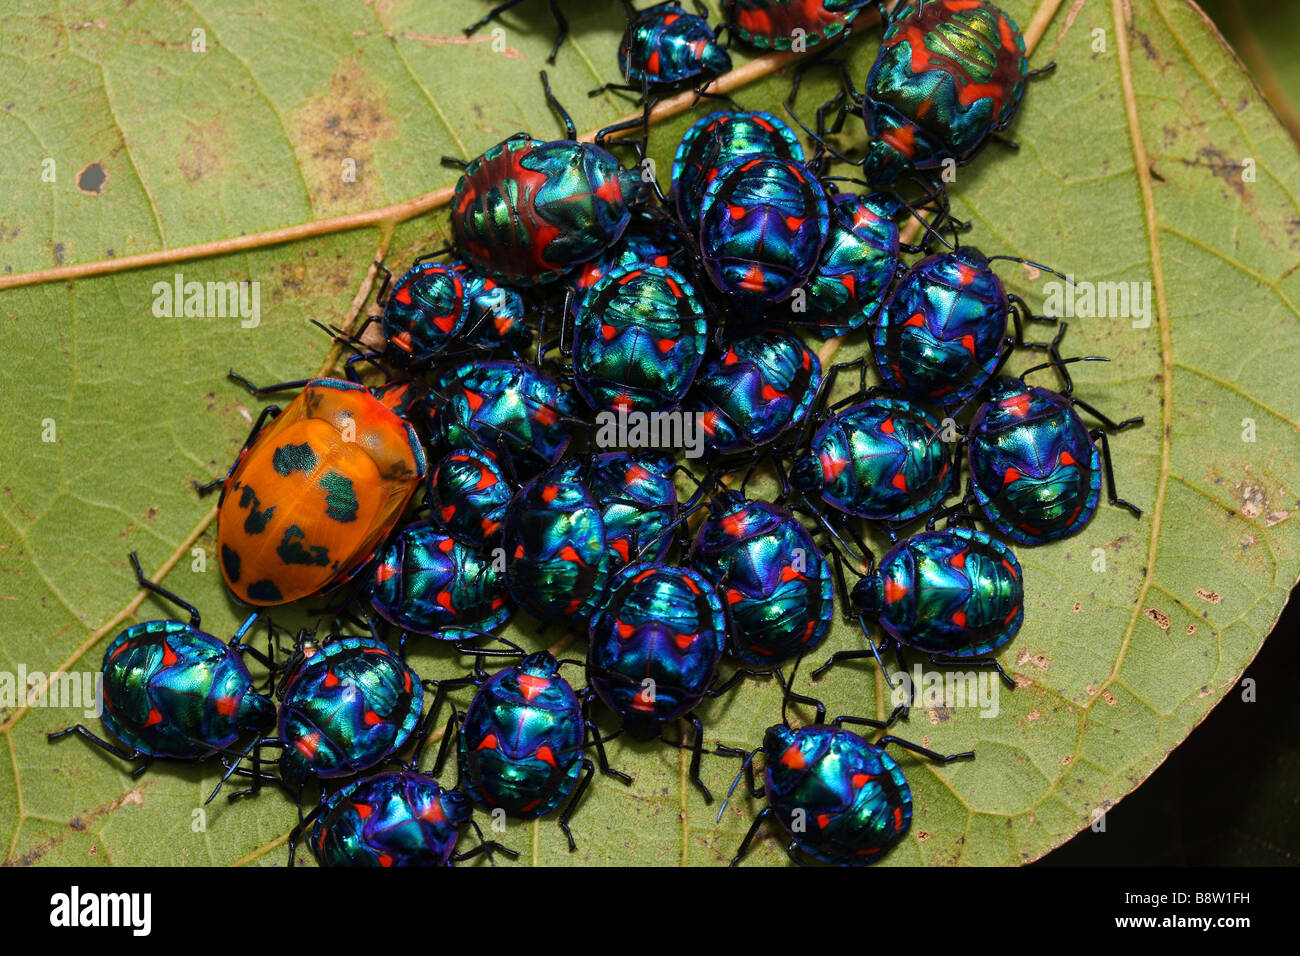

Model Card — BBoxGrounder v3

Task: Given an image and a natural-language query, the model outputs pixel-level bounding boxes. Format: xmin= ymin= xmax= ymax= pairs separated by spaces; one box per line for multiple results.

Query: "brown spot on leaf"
xmin=1144 ymin=607 xmax=1171 ymax=630
xmin=915 ymin=830 xmax=930 ymax=842
xmin=288 ymin=55 xmax=396 ymax=215
xmin=1061 ymin=754 xmax=1074 ymax=767
xmin=1015 ymin=649 xmax=1050 ymax=671
xmin=178 ymin=118 xmax=229 ymax=183
xmin=1101 ymin=691 xmax=1117 ymax=706
xmin=1196 ymin=588 xmax=1221 ymax=604
xmin=76 ymin=162 xmax=107 ymax=194
xmin=1186 ymin=624 xmax=1197 ymax=635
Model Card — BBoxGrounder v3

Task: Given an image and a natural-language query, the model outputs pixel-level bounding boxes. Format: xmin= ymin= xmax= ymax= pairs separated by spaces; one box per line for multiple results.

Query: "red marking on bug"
xmin=1003 ymin=559 xmax=1018 ymax=579
xmin=559 ymin=545 xmax=583 ymax=564
xmin=377 ymin=853 xmax=393 ymax=867
xmin=723 ymin=348 xmax=739 ymax=365
xmin=892 ymin=473 xmax=908 ymax=491
xmin=700 ymin=410 xmax=718 ymax=435
xmin=436 ymin=591 xmax=454 ymax=612
xmin=464 ymin=389 xmax=484 ymax=412
xmin=961 ymin=334 xmax=976 ymax=354
xmin=514 ymin=545 xmax=525 ymax=559
xmin=881 ymin=122 xmax=917 ymax=159
xmin=952 ymin=611 xmax=967 ymax=628
xmin=354 ymin=802 xmax=372 ymax=819
xmin=613 ymin=392 xmax=634 ymax=412
xmin=780 ymin=745 xmax=806 ymax=770
xmin=904 ymin=313 xmax=926 ymax=328
xmin=729 ymin=204 xmax=746 ymax=220
xmin=674 ymin=631 xmax=696 ymax=650
xmin=534 ymin=404 xmax=558 ymax=426
xmin=1060 ymin=451 xmax=1077 ymax=467
xmin=601 ymin=323 xmax=618 ymax=342
xmin=438 ymin=536 xmax=456 ymax=553
xmin=1003 ymin=467 xmax=1021 ymax=486
xmin=477 ymin=734 xmax=499 ymax=751
xmin=395 ymin=284 xmax=413 ymax=305
xmin=363 ymin=710 xmax=383 ymax=725
xmin=626 ymin=465 xmax=650 ymax=485
xmin=518 ymin=673 xmax=550 ymax=701
xmin=780 ymin=565 xmax=805 ymax=583
xmin=740 ymin=266 xmax=767 ymax=291
xmin=786 ymin=216 xmax=804 ymax=232
xmin=648 ymin=50 xmax=661 ymax=73
xmin=726 ymin=587 xmax=745 ymax=606
xmin=474 ymin=468 xmax=496 ymax=491
xmin=761 ymin=385 xmax=782 ymax=402
xmin=596 ymin=176 xmax=623 ymax=204
xmin=421 ymin=800 xmax=446 ymax=824
xmin=893 ymin=806 xmax=904 ymax=831
xmin=1000 ymin=393 xmax=1031 ymax=417
xmin=611 ymin=538 xmax=630 ymax=562
xmin=161 ymin=641 xmax=178 ymax=667
xmin=216 ymin=695 xmax=238 ymax=716
xmin=852 ymin=773 xmax=872 ymax=790
xmin=816 ymin=813 xmax=832 ymax=830
xmin=541 ymin=485 xmax=559 ymax=503
xmin=952 ymin=549 xmax=967 ymax=569
xmin=819 ymin=452 xmax=847 ymax=481
xmin=144 ymin=708 xmax=163 ymax=727
xmin=657 ymin=338 xmax=676 ymax=354
xmin=721 ymin=512 xmax=747 ymax=537
xmin=617 ymin=621 xmax=635 ymax=640
xmin=482 ymin=519 xmax=501 ymax=537
xmin=295 ymin=732 xmax=320 ymax=759
xmin=884 ymin=579 xmax=908 ymax=603
xmin=535 ymin=745 xmax=558 ymax=767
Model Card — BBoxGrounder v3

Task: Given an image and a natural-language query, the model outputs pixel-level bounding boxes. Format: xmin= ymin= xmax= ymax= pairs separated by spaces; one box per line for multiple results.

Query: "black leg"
xmin=730 ymin=806 xmax=773 ymax=867
xmin=545 ymin=0 xmax=568 ymax=64
xmin=194 ymin=401 xmax=282 ymax=495
xmin=1073 ymin=398 xmax=1143 ymax=434
xmin=557 ymin=757 xmax=595 ymax=852
xmin=927 ymin=652 xmax=1017 ymax=689
xmin=452 ymin=818 xmax=519 ymax=865
xmin=684 ymin=713 xmax=713 ymax=804
xmin=582 ymin=697 xmax=632 ymax=784
xmin=128 ymin=551 xmax=201 ymax=626
xmin=227 ymin=371 xmax=313 ymax=398
xmin=1091 ymin=428 xmax=1143 ymax=517
xmin=877 ymin=735 xmax=975 ymax=764
xmin=540 ymin=70 xmax=576 ymax=140
xmin=463 ymin=0 xmax=529 ymax=37
xmin=48 ymin=725 xmax=144 ymax=766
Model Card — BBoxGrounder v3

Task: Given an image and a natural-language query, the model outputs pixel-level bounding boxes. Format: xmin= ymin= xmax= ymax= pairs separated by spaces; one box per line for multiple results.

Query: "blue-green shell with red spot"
xmin=433 ymin=360 xmax=577 ymax=480
xmin=620 ymin=3 xmax=731 ymax=86
xmin=687 ymin=330 xmax=822 ymax=455
xmin=311 ymin=771 xmax=471 ymax=867
xmin=966 ymin=378 xmax=1104 ymax=545
xmin=588 ymin=563 xmax=727 ymax=738
xmin=689 ymin=492 xmax=834 ymax=665
xmin=370 ymin=522 xmax=511 ymax=637
xmin=724 ymin=0 xmax=870 ymax=51
xmin=861 ymin=0 xmax=1029 ymax=185
xmin=698 ymin=156 xmax=831 ymax=313
xmin=671 ymin=110 xmax=805 ymax=223
xmin=97 ymin=618 xmax=274 ymax=760
xmin=791 ymin=396 xmax=953 ymax=523
xmin=584 ymin=451 xmax=679 ymax=569
xmin=458 ymin=651 xmax=586 ymax=820
xmin=573 ymin=263 xmax=708 ymax=415
xmin=503 ymin=462 xmax=610 ymax=622
xmin=450 ymin=261 xmax=531 ymax=356
xmin=381 ymin=261 xmax=470 ymax=363
xmin=852 ymin=527 xmax=1023 ymax=657
xmin=761 ymin=723 xmax=912 ymax=866
xmin=792 ymin=193 xmax=901 ymax=338
xmin=426 ymin=447 xmax=512 ymax=547
xmin=873 ymin=247 xmax=1009 ymax=408
xmin=276 ymin=636 xmax=424 ymax=787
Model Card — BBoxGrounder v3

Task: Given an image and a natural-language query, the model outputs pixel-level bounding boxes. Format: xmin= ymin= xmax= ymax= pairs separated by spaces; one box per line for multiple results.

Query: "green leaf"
xmin=2 ymin=0 xmax=1298 ymax=867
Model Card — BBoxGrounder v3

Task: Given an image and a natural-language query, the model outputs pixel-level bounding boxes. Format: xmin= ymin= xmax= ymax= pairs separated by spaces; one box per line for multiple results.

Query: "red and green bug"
xmin=724 ymin=0 xmax=872 ymax=51
xmin=448 ymin=73 xmax=649 ymax=287
xmin=208 ymin=375 xmax=427 ymax=607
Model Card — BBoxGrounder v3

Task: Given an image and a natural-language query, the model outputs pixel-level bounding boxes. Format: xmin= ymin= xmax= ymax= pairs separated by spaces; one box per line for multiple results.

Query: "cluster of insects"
xmin=53 ymin=0 xmax=1142 ymax=867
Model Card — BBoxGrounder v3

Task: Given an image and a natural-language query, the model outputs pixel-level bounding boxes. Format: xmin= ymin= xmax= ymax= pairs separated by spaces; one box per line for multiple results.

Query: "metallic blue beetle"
xmin=269 ymin=635 xmax=425 ymax=791
xmin=592 ymin=2 xmax=731 ymax=98
xmin=426 ymin=447 xmax=512 ymax=548
xmin=368 ymin=258 xmax=470 ymax=364
xmin=815 ymin=527 xmax=1023 ymax=688
xmin=370 ymin=521 xmax=512 ymax=640
xmin=790 ymin=396 xmax=953 ymax=525
xmin=689 ymin=492 xmax=834 ymax=665
xmin=571 ymin=263 xmax=709 ymax=415
xmin=966 ymin=369 xmax=1143 ymax=545
xmin=48 ymin=553 xmax=274 ymax=770
xmin=671 ymin=109 xmax=805 ymax=224
xmin=588 ymin=562 xmax=728 ymax=800
xmin=303 ymin=770 xmax=514 ymax=867
xmin=582 ymin=451 xmax=681 ymax=569
xmin=568 ymin=217 xmax=687 ymax=321
xmin=791 ymin=192 xmax=901 ymax=338
xmin=874 ymin=246 xmax=1058 ymax=409
xmin=698 ymin=155 xmax=831 ymax=314
xmin=687 ymin=331 xmax=822 ymax=456
xmin=450 ymin=261 xmax=531 ymax=357
xmin=448 ymin=651 xmax=608 ymax=851
xmin=721 ymin=707 xmax=972 ymax=866
xmin=503 ymin=461 xmax=610 ymax=623
xmin=432 ymin=360 xmax=578 ymax=481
